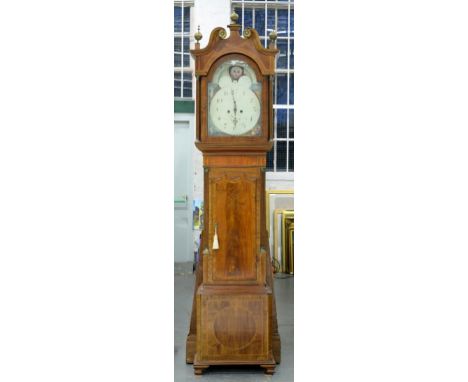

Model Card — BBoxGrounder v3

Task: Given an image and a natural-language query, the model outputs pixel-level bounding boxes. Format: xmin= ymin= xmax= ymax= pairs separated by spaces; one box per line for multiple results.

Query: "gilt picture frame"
xmin=273 ymin=208 xmax=294 ymax=273
xmin=266 ymin=190 xmax=294 ymax=267
xmin=282 ymin=211 xmax=294 ymax=274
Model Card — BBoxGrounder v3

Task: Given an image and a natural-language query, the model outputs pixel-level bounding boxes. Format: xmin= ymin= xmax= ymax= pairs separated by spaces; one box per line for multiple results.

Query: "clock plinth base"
xmin=185 ymin=333 xmax=196 ymax=364
xmin=272 ymin=333 xmax=281 ymax=363
xmin=261 ymin=364 xmax=276 ymax=375
xmin=192 ymin=285 xmax=277 ymax=374
xmin=186 ymin=259 xmax=282 ymax=367
xmin=193 ymin=364 xmax=209 ymax=375
xmin=193 ymin=354 xmax=276 ymax=375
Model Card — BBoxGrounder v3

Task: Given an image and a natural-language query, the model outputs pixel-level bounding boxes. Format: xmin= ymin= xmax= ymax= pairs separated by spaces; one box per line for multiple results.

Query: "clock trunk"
xmin=207 ymin=166 xmax=260 ymax=283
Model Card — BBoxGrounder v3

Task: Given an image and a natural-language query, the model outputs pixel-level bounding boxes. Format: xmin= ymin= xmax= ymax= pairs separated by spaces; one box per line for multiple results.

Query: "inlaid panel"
xmin=208 ymin=167 xmax=261 ymax=282
xmin=197 ymin=293 xmax=270 ymax=361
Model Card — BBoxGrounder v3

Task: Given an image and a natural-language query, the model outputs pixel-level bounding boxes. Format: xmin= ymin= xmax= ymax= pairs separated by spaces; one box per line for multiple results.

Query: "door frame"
xmin=174 ymin=113 xmax=195 ymax=263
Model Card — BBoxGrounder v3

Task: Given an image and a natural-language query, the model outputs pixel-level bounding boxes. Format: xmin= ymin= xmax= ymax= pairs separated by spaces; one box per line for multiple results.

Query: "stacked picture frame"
xmin=266 ymin=190 xmax=294 ymax=274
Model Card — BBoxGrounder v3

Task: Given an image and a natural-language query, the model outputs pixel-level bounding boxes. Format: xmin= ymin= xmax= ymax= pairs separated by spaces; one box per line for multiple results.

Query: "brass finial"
xmin=268 ymin=29 xmax=278 ymax=48
xmin=269 ymin=29 xmax=277 ymax=41
xmin=230 ymin=11 xmax=239 ymax=24
xmin=194 ymin=25 xmax=202 ymax=42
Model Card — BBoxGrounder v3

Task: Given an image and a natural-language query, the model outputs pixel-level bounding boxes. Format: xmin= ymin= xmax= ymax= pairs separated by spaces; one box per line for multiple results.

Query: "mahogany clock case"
xmin=185 ymin=16 xmax=281 ymax=375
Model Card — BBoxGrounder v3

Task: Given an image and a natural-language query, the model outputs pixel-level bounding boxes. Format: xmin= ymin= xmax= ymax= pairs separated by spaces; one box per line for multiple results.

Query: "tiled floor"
xmin=174 ymin=263 xmax=294 ymax=381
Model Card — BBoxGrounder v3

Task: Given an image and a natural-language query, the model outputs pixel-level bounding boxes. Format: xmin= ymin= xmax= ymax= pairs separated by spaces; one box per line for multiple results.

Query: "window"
xmin=174 ymin=1 xmax=194 ymax=98
xmin=232 ymin=0 xmax=294 ymax=172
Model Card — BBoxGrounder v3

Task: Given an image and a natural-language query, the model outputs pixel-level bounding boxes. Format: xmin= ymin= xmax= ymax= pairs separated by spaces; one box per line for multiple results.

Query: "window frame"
xmin=174 ymin=0 xmax=195 ymax=99
xmin=232 ymin=0 xmax=294 ymax=173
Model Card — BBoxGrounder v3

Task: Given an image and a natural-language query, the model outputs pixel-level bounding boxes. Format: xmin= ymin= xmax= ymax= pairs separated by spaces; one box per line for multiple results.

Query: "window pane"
xmin=275 ymin=73 xmax=287 ymax=105
xmin=183 ymin=37 xmax=190 ymax=67
xmin=289 ymin=109 xmax=294 ymax=139
xmin=243 ymin=8 xmax=253 ymax=28
xmin=174 ymin=37 xmax=182 ymax=54
xmin=267 ymin=9 xmax=275 ymax=32
xmin=183 ymin=72 xmax=192 ymax=98
xmin=235 ymin=7 xmax=243 ymax=25
xmin=289 ymin=38 xmax=294 ymax=69
xmin=277 ymin=9 xmax=288 ymax=37
xmin=267 ymin=149 xmax=274 ymax=171
xmin=260 ymin=37 xmax=267 ymax=48
xmin=174 ymin=54 xmax=181 ymax=67
xmin=174 ymin=36 xmax=182 ymax=67
xmin=290 ymin=9 xmax=294 ymax=37
xmin=254 ymin=8 xmax=265 ymax=36
xmin=277 ymin=39 xmax=287 ymax=69
xmin=183 ymin=71 xmax=192 ymax=82
xmin=183 ymin=6 xmax=190 ymax=32
xmin=276 ymin=109 xmax=287 ymax=138
xmin=174 ymin=71 xmax=181 ymax=98
xmin=174 ymin=6 xmax=182 ymax=33
xmin=289 ymin=73 xmax=294 ymax=104
xmin=276 ymin=141 xmax=287 ymax=171
xmin=183 ymin=86 xmax=192 ymax=98
xmin=288 ymin=141 xmax=294 ymax=171
xmin=183 ymin=37 xmax=190 ymax=51
xmin=183 ymin=53 xmax=190 ymax=67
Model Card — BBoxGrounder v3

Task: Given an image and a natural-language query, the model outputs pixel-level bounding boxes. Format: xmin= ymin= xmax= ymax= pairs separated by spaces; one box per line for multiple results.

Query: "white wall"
xmin=266 ymin=172 xmax=294 ymax=191
xmin=191 ymin=0 xmax=231 ymax=258
xmin=174 ymin=113 xmax=196 ymax=263
xmin=191 ymin=0 xmax=231 ymax=200
xmin=193 ymin=0 xmax=231 ymax=46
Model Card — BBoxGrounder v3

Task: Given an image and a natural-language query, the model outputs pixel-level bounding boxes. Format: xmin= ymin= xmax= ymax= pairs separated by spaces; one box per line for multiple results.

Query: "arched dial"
xmin=208 ymin=60 xmax=262 ymax=137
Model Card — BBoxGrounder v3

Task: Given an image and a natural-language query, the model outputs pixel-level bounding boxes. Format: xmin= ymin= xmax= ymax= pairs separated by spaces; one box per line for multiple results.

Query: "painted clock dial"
xmin=208 ymin=59 xmax=262 ymax=136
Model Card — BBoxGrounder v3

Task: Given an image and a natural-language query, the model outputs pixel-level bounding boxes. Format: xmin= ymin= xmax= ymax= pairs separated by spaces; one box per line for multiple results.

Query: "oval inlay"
xmin=213 ymin=307 xmax=256 ymax=349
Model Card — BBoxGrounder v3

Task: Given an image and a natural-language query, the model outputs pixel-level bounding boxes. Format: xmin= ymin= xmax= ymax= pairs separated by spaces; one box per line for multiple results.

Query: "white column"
xmin=193 ymin=0 xmax=231 ymax=48
xmin=191 ymin=0 xmax=231 ymax=202
xmin=190 ymin=1 xmax=232 ymax=261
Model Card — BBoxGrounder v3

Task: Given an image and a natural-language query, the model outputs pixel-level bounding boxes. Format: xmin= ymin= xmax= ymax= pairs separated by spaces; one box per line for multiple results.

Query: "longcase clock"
xmin=185 ymin=12 xmax=281 ymax=375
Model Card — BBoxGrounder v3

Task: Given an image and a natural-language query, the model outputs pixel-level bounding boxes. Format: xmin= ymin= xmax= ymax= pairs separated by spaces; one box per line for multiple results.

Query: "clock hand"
xmin=231 ymin=89 xmax=238 ymax=128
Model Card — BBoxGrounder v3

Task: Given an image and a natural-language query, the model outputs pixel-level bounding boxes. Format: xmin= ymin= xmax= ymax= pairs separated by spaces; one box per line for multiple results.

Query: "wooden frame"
xmin=273 ymin=208 xmax=293 ymax=273
xmin=266 ymin=189 xmax=294 ymax=232
xmin=288 ymin=224 xmax=294 ymax=274
xmin=282 ymin=211 xmax=294 ymax=274
xmin=273 ymin=208 xmax=283 ymax=272
xmin=289 ymin=223 xmax=294 ymax=274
